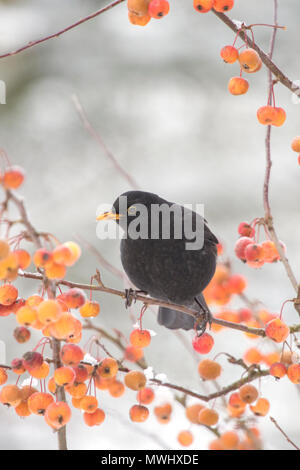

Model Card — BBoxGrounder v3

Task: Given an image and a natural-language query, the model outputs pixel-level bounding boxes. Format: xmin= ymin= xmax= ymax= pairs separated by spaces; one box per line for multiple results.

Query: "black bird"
xmin=97 ymin=191 xmax=218 ymax=331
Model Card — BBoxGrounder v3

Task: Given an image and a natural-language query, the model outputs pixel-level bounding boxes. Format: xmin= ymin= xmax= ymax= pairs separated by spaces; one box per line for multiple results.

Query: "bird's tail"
xmin=157 ymin=293 xmax=211 ymax=331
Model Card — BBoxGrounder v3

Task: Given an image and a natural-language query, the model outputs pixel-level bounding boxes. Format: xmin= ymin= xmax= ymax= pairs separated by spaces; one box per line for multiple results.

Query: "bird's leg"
xmin=194 ymin=297 xmax=213 ymax=336
xmin=124 ymin=288 xmax=148 ymax=308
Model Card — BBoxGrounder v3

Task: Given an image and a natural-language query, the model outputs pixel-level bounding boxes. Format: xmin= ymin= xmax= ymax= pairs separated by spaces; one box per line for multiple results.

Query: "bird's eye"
xmin=127 ymin=205 xmax=137 ymax=215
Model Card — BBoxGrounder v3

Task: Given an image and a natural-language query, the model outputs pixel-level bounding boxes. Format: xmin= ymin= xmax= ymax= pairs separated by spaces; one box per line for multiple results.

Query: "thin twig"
xmin=0 ymin=0 xmax=125 ymax=60
xmin=270 ymin=416 xmax=300 ymax=450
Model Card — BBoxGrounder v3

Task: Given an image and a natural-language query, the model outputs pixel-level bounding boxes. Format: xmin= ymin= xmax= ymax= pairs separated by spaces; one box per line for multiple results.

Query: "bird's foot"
xmin=124 ymin=288 xmax=148 ymax=308
xmin=194 ymin=297 xmax=213 ymax=336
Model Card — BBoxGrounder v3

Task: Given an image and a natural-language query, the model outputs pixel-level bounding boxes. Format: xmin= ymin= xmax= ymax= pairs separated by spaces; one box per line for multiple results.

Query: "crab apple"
xmin=0 ymin=284 xmax=18 ymax=306
xmin=209 ymin=439 xmax=224 ymax=450
xmin=72 ymin=365 xmax=88 ymax=383
xmin=217 ymin=242 xmax=223 ymax=256
xmin=0 ymin=304 xmax=12 ymax=317
xmin=239 ymin=48 xmax=261 ymax=73
xmin=127 ymin=0 xmax=150 ymax=15
xmin=261 ymin=240 xmax=279 ymax=263
xmin=177 ymin=430 xmax=194 ymax=447
xmin=49 ymin=313 xmax=77 ymax=340
xmin=37 ymin=299 xmax=62 ymax=325
xmin=130 ymin=328 xmax=151 ymax=348
xmin=62 ymin=288 xmax=86 ymax=309
xmin=0 ymin=240 xmax=10 ymax=260
xmin=108 ymin=380 xmax=125 ymax=398
xmin=83 ymin=408 xmax=105 ymax=427
xmin=15 ymin=400 xmax=32 ymax=417
xmin=137 ymin=387 xmax=155 ymax=405
xmin=52 ymin=244 xmax=73 ymax=266
xmin=20 ymin=385 xmax=38 ymax=402
xmin=124 ymin=345 xmax=144 ymax=362
xmin=128 ymin=11 xmax=151 ymax=26
xmin=0 ymin=252 xmax=19 ymax=281
xmin=11 ymin=358 xmax=26 ymax=375
xmin=2 ymin=165 xmax=25 ymax=189
xmin=129 ymin=404 xmax=149 ymax=423
xmin=0 ymin=385 xmax=21 ymax=407
xmin=213 ymin=0 xmax=234 ymax=12
xmin=228 ymin=392 xmax=246 ymax=411
xmin=65 ymin=381 xmax=87 ymax=398
xmin=291 ymin=136 xmax=300 ymax=153
xmin=45 ymin=262 xmax=66 ymax=280
xmin=250 ymin=398 xmax=270 ymax=417
xmin=54 ymin=366 xmax=76 ymax=386
xmin=154 ymin=403 xmax=172 ymax=423
xmin=220 ymin=431 xmax=239 ymax=450
xmin=239 ymin=384 xmax=258 ymax=404
xmin=238 ymin=308 xmax=253 ymax=323
xmin=287 ymin=364 xmax=300 ymax=384
xmin=79 ymin=300 xmax=100 ymax=318
xmin=228 ymin=77 xmax=249 ymax=96
xmin=227 ymin=274 xmax=247 ymax=294
xmin=192 ymin=333 xmax=214 ymax=354
xmin=273 ymin=107 xmax=286 ymax=127
xmin=257 ymin=105 xmax=277 ymax=125
xmin=263 ymin=351 xmax=280 ymax=366
xmin=244 ymin=348 xmax=263 ymax=365
xmin=22 ymin=351 xmax=43 ymax=371
xmin=124 ymin=370 xmax=146 ymax=390
xmin=245 ymin=243 xmax=264 ymax=263
xmin=94 ymin=375 xmax=114 ymax=390
xmin=234 ymin=237 xmax=253 ymax=262
xmin=45 ymin=401 xmax=71 ymax=429
xmin=28 ymin=392 xmax=54 ymax=415
xmin=30 ymin=361 xmax=50 ymax=379
xmin=270 ymin=362 xmax=287 ymax=379
xmin=265 ymin=318 xmax=290 ymax=343
xmin=227 ymin=403 xmax=246 ymax=418
xmin=33 ymin=249 xmax=53 ymax=268
xmin=193 ymin=0 xmax=213 ymax=12
xmin=198 ymin=359 xmax=221 ymax=380
xmin=148 ymin=0 xmax=169 ymax=18
xmin=238 ymin=222 xmax=255 ymax=238
xmin=0 ymin=367 xmax=8 ymax=385
xmin=80 ymin=395 xmax=98 ymax=414
xmin=198 ymin=408 xmax=219 ymax=426
xmin=60 ymin=344 xmax=84 ymax=366
xmin=220 ymin=45 xmax=239 ymax=63
xmin=13 ymin=249 xmax=31 ymax=270
xmin=61 ymin=241 xmax=81 ymax=266
xmin=97 ymin=358 xmax=119 ymax=379
xmin=185 ymin=403 xmax=205 ymax=423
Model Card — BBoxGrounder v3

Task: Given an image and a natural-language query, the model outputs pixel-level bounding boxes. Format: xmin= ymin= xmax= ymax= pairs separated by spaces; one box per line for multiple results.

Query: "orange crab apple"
xmin=52 ymin=244 xmax=73 ymax=265
xmin=54 ymin=366 xmax=76 ymax=386
xmin=270 ymin=362 xmax=287 ymax=379
xmin=0 ymin=284 xmax=18 ymax=305
xmin=80 ymin=395 xmax=98 ymax=414
xmin=30 ymin=361 xmax=50 ymax=379
xmin=45 ymin=262 xmax=66 ymax=280
xmin=124 ymin=370 xmax=146 ymax=390
xmin=79 ymin=300 xmax=100 ymax=318
xmin=148 ymin=0 xmax=169 ymax=18
xmin=83 ymin=408 xmax=105 ymax=426
xmin=130 ymin=404 xmax=149 ymax=422
xmin=239 ymin=48 xmax=261 ymax=73
xmin=257 ymin=105 xmax=277 ymax=125
xmin=130 ymin=328 xmax=151 ymax=348
xmin=154 ymin=403 xmax=172 ymax=423
xmin=0 ymin=367 xmax=8 ymax=385
xmin=220 ymin=431 xmax=239 ymax=450
xmin=213 ymin=0 xmax=234 ymax=12
xmin=33 ymin=249 xmax=53 ymax=268
xmin=0 ymin=385 xmax=22 ymax=407
xmin=62 ymin=288 xmax=86 ymax=309
xmin=23 ymin=351 xmax=43 ymax=371
xmin=13 ymin=249 xmax=31 ymax=269
xmin=128 ymin=11 xmax=151 ymax=26
xmin=28 ymin=392 xmax=54 ymax=415
xmin=228 ymin=77 xmax=249 ymax=96
xmin=2 ymin=166 xmax=25 ymax=189
xmin=234 ymin=237 xmax=253 ymax=262
xmin=220 ymin=45 xmax=238 ymax=63
xmin=137 ymin=387 xmax=155 ymax=405
xmin=124 ymin=345 xmax=144 ymax=362
xmin=186 ymin=403 xmax=205 ymax=423
xmin=250 ymin=398 xmax=270 ymax=417
xmin=128 ymin=0 xmax=150 ymax=15
xmin=198 ymin=408 xmax=219 ymax=426
xmin=16 ymin=305 xmax=37 ymax=326
xmin=97 ymin=358 xmax=119 ymax=379
xmin=0 ymin=240 xmax=10 ymax=260
xmin=45 ymin=401 xmax=71 ymax=429
xmin=193 ymin=0 xmax=214 ymax=13
xmin=49 ymin=313 xmax=77 ymax=340
xmin=239 ymin=384 xmax=258 ymax=404
xmin=37 ymin=299 xmax=62 ymax=325
xmin=287 ymin=364 xmax=300 ymax=384
xmin=198 ymin=359 xmax=221 ymax=380
xmin=65 ymin=381 xmax=87 ymax=398
xmin=273 ymin=107 xmax=286 ymax=127
xmin=60 ymin=344 xmax=84 ymax=366
xmin=192 ymin=333 xmax=214 ymax=354
xmin=62 ymin=241 xmax=81 ymax=266
xmin=291 ymin=136 xmax=300 ymax=153
xmin=108 ymin=380 xmax=125 ymax=398
xmin=265 ymin=318 xmax=290 ymax=343
xmin=177 ymin=430 xmax=194 ymax=447
xmin=11 ymin=358 xmax=26 ymax=375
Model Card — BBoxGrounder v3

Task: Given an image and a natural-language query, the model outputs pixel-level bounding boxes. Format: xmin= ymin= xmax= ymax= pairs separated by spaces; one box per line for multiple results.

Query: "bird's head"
xmin=96 ymin=190 xmax=166 ymax=231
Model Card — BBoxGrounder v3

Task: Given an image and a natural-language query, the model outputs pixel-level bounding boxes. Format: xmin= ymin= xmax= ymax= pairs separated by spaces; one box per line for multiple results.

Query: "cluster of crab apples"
xmin=127 ymin=0 xmax=235 ymax=27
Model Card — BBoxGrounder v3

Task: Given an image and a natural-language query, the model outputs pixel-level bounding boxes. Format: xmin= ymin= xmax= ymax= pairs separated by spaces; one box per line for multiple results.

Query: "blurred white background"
xmin=0 ymin=0 xmax=300 ymax=450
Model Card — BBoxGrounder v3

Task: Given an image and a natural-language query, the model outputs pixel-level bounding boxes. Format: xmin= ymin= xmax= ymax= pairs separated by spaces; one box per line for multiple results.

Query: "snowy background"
xmin=0 ymin=0 xmax=300 ymax=450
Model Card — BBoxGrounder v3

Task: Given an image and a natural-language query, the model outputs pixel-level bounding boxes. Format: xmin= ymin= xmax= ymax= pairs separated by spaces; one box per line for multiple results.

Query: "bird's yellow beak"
xmin=96 ymin=211 xmax=120 ymax=221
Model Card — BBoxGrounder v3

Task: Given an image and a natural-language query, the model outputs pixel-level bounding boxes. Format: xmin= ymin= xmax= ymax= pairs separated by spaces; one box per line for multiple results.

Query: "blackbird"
xmin=97 ymin=191 xmax=218 ymax=331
